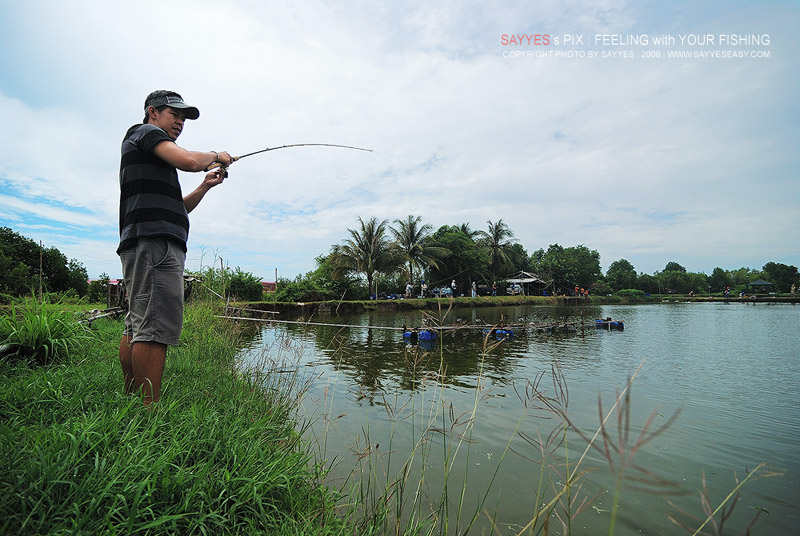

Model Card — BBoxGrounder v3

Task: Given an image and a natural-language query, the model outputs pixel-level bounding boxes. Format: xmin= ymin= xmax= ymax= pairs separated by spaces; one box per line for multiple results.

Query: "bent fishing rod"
xmin=207 ymin=143 xmax=372 ymax=171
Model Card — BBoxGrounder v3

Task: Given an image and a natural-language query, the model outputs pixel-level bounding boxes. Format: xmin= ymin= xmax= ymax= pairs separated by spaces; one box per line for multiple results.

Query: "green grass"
xmin=0 ymin=303 xmax=345 ymax=535
xmin=0 ymin=299 xmax=92 ymax=365
xmin=0 ymin=301 xmax=772 ymax=535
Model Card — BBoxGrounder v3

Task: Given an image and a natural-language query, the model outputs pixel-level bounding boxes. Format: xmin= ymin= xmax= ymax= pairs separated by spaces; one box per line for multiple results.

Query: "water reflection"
xmin=236 ymin=303 xmax=800 ymax=535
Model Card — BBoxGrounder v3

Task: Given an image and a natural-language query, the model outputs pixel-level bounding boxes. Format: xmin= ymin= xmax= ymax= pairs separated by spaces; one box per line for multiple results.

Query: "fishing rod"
xmin=207 ymin=143 xmax=372 ymax=171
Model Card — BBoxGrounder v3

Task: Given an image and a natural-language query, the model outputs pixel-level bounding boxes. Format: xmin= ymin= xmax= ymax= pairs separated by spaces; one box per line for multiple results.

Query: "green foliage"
xmin=330 ymin=216 xmax=401 ymax=296
xmin=476 ymin=219 xmax=517 ymax=278
xmin=374 ymin=270 xmax=408 ymax=296
xmin=390 ymin=214 xmax=449 ymax=283
xmin=664 ymin=261 xmax=687 ymax=273
xmin=529 ymin=243 xmax=601 ymax=289
xmin=186 ymin=264 xmax=263 ymax=302
xmin=0 ymin=304 xmax=344 ymax=535
xmin=0 ymin=250 xmax=32 ymax=295
xmin=590 ymin=281 xmax=613 ymax=296
xmin=310 ymin=254 xmax=363 ymax=299
xmin=762 ymin=262 xmax=799 ymax=293
xmin=0 ymin=227 xmax=88 ymax=297
xmin=271 ymin=255 xmax=370 ymax=303
xmin=272 ymin=276 xmax=335 ymax=302
xmin=636 ymin=273 xmax=660 ymax=294
xmin=226 ymin=267 xmax=264 ymax=301
xmin=605 ymin=259 xmax=637 ymax=291
xmin=0 ymin=299 xmax=91 ymax=366
xmin=658 ymin=269 xmax=708 ymax=294
xmin=506 ymin=242 xmax=531 ymax=272
xmin=709 ymin=267 xmax=732 ymax=292
xmin=616 ymin=288 xmax=646 ymax=299
xmin=426 ymin=224 xmax=490 ymax=291
xmin=87 ymin=274 xmax=111 ymax=303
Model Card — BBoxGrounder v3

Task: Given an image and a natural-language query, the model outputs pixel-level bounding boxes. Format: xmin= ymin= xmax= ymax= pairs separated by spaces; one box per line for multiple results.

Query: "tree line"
xmin=274 ymin=216 xmax=799 ymax=301
xmin=2 ymin=222 xmax=797 ymax=304
xmin=0 ymin=227 xmax=88 ymax=302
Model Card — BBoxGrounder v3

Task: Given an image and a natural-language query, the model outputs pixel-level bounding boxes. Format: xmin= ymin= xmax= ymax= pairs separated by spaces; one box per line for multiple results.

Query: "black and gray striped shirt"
xmin=117 ymin=124 xmax=188 ymax=253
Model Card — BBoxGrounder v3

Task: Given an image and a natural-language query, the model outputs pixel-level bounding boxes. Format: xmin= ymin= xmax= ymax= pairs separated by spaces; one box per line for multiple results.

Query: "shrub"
xmin=0 ymin=300 xmax=91 ymax=365
xmin=226 ymin=268 xmax=264 ymax=301
xmin=273 ymin=278 xmax=335 ymax=302
xmin=616 ymin=288 xmax=646 ymax=300
xmin=87 ymin=274 xmax=110 ymax=303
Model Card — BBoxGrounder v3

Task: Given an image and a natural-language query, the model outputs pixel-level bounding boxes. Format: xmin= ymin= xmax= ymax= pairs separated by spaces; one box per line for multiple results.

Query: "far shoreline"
xmin=238 ymin=293 xmax=799 ymax=317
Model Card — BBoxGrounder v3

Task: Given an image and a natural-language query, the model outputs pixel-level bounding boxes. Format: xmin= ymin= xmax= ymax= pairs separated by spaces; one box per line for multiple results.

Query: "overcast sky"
xmin=1 ymin=0 xmax=797 ymax=281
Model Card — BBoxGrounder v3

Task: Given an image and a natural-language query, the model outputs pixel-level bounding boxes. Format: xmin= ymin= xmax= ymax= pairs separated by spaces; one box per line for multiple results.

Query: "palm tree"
xmin=476 ymin=219 xmax=517 ymax=279
xmin=330 ymin=216 xmax=398 ymax=297
xmin=457 ymin=222 xmax=481 ymax=241
xmin=390 ymin=215 xmax=450 ymax=284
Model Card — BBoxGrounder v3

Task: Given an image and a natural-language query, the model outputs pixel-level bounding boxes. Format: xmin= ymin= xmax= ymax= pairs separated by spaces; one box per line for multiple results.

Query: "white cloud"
xmin=0 ymin=0 xmax=797 ymax=279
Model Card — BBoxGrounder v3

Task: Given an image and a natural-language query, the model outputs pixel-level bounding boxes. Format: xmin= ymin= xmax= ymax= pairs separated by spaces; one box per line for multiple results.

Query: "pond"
xmin=237 ymin=302 xmax=800 ymax=535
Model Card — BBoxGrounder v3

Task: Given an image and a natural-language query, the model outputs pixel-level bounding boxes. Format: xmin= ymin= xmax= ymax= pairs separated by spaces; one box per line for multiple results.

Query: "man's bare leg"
xmin=119 ymin=334 xmax=135 ymax=395
xmin=130 ymin=341 xmax=167 ymax=406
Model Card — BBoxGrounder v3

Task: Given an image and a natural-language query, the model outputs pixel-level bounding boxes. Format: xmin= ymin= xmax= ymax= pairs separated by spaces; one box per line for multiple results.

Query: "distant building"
xmin=261 ymin=281 xmax=276 ymax=293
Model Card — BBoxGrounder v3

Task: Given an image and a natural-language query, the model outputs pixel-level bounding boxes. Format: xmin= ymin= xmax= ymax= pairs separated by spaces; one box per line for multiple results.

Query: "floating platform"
xmin=595 ymin=318 xmax=624 ymax=330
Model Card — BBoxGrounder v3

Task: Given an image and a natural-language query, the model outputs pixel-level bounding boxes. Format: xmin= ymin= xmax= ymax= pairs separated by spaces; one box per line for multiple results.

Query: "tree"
xmin=330 ymin=217 xmax=399 ymax=297
xmin=728 ymin=267 xmax=760 ymax=289
xmin=657 ymin=269 xmax=708 ymax=294
xmin=0 ymin=251 xmax=32 ymax=296
xmin=309 ymin=254 xmax=364 ymax=299
xmin=476 ymin=219 xmax=517 ymax=279
xmin=605 ymin=259 xmax=637 ymax=291
xmin=87 ymin=273 xmax=111 ymax=303
xmin=529 ymin=244 xmax=601 ymax=290
xmin=390 ymin=215 xmax=449 ymax=284
xmin=709 ymin=267 xmax=732 ymax=292
xmin=0 ymin=227 xmax=88 ymax=297
xmin=426 ymin=225 xmax=489 ymax=293
xmin=762 ymin=262 xmax=799 ymax=293
xmin=636 ymin=273 xmax=660 ymax=294
xmin=226 ymin=268 xmax=264 ymax=301
xmin=664 ymin=261 xmax=687 ymax=273
xmin=506 ymin=243 xmax=531 ymax=273
xmin=456 ymin=222 xmax=481 ymax=241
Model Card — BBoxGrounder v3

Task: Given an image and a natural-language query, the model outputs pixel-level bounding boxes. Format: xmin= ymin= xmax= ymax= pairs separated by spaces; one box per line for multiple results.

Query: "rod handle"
xmin=205 ymin=155 xmax=239 ymax=172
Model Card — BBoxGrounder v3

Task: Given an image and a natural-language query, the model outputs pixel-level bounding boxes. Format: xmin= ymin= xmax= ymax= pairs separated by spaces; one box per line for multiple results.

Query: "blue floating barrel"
xmin=418 ymin=330 xmax=437 ymax=341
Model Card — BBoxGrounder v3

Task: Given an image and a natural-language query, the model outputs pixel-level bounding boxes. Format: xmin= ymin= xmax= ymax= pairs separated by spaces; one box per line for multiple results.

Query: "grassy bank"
xmin=0 ymin=303 xmax=347 ymax=535
xmin=1 ymin=301 xmax=771 ymax=535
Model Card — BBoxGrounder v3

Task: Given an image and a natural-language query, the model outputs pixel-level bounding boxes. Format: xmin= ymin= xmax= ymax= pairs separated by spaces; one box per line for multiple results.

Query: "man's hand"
xmin=203 ymin=168 xmax=227 ymax=188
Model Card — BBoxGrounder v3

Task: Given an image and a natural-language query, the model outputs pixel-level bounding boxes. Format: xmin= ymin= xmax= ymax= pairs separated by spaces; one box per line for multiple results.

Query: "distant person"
xmin=405 ymin=281 xmax=413 ymax=298
xmin=117 ymin=90 xmax=233 ymax=407
xmin=492 ymin=281 xmax=497 ymax=296
xmin=451 ymin=279 xmax=457 ymax=297
xmin=471 ymin=281 xmax=477 ymax=297
xmin=421 ymin=280 xmax=428 ymax=297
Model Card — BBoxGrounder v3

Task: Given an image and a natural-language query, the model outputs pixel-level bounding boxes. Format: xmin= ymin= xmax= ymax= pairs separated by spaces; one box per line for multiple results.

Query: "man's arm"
xmin=183 ymin=170 xmax=226 ymax=213
xmin=152 ymin=141 xmax=232 ymax=172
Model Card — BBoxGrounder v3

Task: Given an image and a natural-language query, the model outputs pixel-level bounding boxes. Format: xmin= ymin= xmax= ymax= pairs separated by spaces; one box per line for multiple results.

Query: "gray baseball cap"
xmin=144 ymin=93 xmax=200 ymax=120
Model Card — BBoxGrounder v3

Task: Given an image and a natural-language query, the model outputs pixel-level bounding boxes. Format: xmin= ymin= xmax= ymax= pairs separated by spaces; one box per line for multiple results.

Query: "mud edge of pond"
xmin=233 ymin=295 xmax=797 ymax=317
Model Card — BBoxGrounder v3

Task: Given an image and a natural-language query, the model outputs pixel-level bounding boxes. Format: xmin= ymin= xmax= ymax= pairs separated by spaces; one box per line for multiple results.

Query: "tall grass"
xmin=0 ymin=303 xmax=345 ymax=535
xmin=0 ymin=298 xmax=91 ymax=365
xmin=294 ymin=304 xmax=772 ymax=535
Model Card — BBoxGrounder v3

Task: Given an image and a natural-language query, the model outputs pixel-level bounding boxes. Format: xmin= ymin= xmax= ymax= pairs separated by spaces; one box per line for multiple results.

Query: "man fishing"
xmin=117 ymin=90 xmax=233 ymax=406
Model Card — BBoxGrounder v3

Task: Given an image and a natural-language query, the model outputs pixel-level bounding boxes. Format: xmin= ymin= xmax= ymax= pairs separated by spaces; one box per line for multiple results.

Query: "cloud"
xmin=0 ymin=0 xmax=797 ymax=278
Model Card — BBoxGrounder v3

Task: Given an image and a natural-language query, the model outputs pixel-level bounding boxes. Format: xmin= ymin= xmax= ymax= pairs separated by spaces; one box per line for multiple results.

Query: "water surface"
xmin=239 ymin=302 xmax=800 ymax=535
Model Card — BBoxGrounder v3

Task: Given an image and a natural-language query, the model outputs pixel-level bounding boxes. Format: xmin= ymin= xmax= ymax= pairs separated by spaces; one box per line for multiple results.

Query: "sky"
xmin=0 ymin=0 xmax=797 ymax=281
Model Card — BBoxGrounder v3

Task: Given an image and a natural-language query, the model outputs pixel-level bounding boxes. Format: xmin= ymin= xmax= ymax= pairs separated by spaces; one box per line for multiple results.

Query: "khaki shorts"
xmin=119 ymin=238 xmax=186 ymax=346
